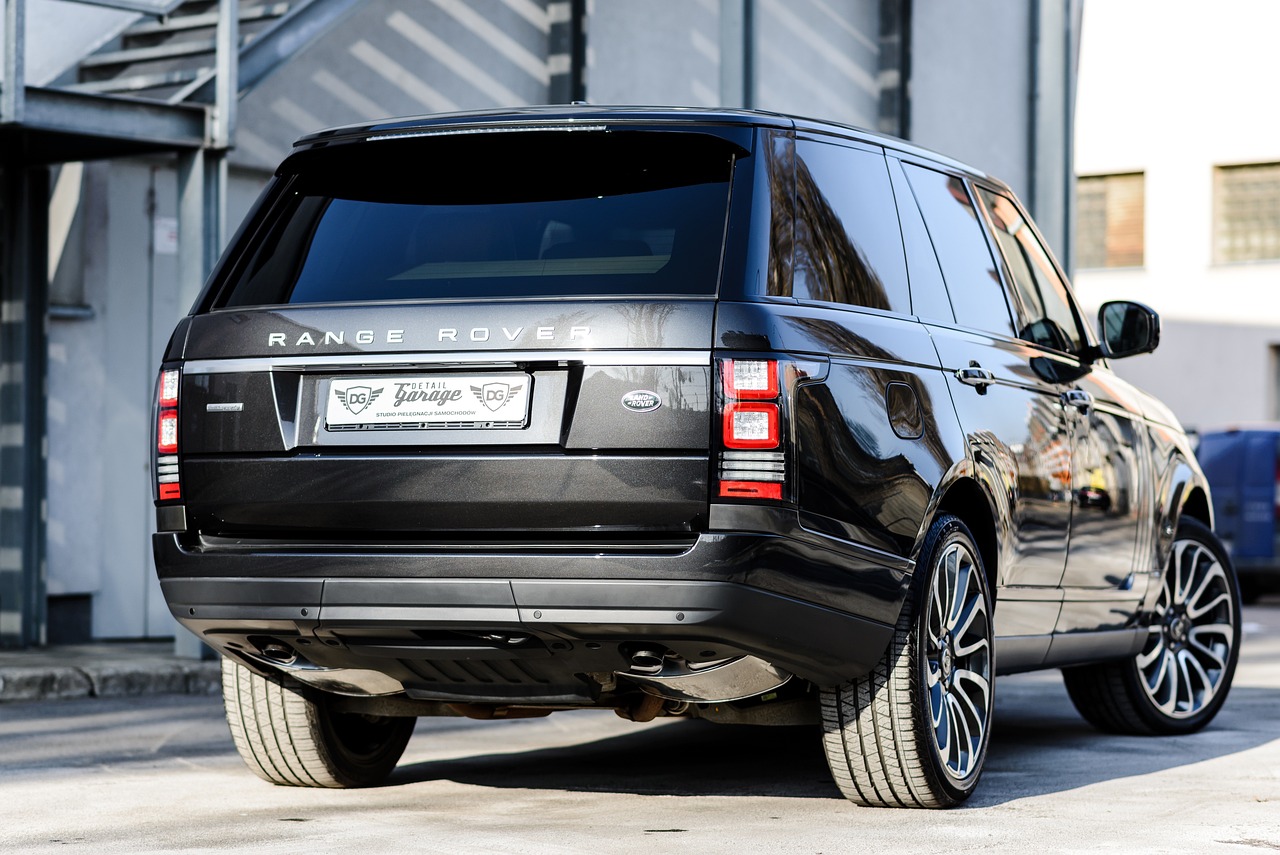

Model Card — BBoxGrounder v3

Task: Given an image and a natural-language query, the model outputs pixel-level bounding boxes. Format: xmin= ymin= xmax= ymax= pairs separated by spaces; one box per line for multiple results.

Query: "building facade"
xmin=1072 ymin=0 xmax=1280 ymax=433
xmin=7 ymin=0 xmax=1083 ymax=645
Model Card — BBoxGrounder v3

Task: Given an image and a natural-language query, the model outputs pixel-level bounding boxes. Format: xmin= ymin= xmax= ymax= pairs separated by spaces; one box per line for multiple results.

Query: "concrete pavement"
xmin=0 ymin=641 xmax=220 ymax=703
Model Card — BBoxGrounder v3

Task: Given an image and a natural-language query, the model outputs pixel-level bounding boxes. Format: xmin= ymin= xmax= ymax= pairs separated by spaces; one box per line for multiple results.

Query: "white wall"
xmin=1072 ymin=1 xmax=1280 ymax=429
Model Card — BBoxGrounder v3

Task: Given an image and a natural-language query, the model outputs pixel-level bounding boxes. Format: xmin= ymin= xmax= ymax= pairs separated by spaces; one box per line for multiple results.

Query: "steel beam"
xmin=21 ymin=87 xmax=206 ymax=149
xmin=212 ymin=0 xmax=237 ymax=149
xmin=58 ymin=0 xmax=183 ymax=14
xmin=2 ymin=0 xmax=25 ymax=123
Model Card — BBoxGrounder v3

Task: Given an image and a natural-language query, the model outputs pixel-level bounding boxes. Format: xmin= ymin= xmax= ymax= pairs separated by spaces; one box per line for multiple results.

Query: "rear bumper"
xmin=154 ymin=515 xmax=908 ymax=700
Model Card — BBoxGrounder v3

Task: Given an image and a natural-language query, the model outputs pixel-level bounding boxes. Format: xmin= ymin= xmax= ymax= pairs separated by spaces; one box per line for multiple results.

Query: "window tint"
xmin=977 ymin=188 xmax=1084 ymax=353
xmin=902 ymin=164 xmax=1013 ymax=336
xmin=217 ymin=131 xmax=735 ymax=307
xmin=887 ymin=158 xmax=953 ymax=323
xmin=791 ymin=140 xmax=909 ymax=313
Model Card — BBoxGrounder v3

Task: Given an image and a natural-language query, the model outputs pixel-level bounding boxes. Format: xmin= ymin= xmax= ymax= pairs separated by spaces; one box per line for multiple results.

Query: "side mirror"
xmin=1097 ymin=300 xmax=1160 ymax=360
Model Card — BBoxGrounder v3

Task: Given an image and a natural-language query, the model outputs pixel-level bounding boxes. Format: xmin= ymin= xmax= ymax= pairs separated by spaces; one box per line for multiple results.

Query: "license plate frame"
xmin=324 ymin=373 xmax=531 ymax=431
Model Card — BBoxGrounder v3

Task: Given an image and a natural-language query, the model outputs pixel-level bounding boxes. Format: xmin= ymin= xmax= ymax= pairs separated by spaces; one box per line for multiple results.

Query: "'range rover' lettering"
xmin=268 ymin=326 xmax=590 ymax=347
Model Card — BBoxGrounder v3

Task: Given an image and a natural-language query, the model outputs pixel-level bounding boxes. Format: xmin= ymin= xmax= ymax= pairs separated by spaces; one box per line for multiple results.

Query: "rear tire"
xmin=1063 ymin=518 xmax=1241 ymax=735
xmin=222 ymin=657 xmax=416 ymax=787
xmin=820 ymin=514 xmax=994 ymax=808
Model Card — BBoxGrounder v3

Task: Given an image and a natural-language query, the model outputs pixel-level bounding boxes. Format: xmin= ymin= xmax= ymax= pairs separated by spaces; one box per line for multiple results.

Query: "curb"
xmin=0 ymin=660 xmax=221 ymax=703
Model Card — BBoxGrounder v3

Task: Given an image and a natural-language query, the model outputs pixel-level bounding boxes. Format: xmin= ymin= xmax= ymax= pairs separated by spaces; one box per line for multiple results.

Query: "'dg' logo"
xmin=471 ymin=382 xmax=523 ymax=412
xmin=335 ymin=385 xmax=382 ymax=415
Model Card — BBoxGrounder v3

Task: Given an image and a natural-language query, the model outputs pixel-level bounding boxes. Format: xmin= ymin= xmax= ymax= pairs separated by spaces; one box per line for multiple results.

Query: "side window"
xmin=977 ymin=188 xmax=1085 ymax=354
xmin=887 ymin=158 xmax=954 ymax=323
xmin=792 ymin=139 xmax=910 ymax=313
xmin=902 ymin=164 xmax=1014 ymax=337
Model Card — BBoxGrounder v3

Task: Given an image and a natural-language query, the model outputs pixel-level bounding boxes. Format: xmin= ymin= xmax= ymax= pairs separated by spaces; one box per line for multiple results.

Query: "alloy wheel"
xmin=923 ymin=540 xmax=993 ymax=785
xmin=1137 ymin=537 xmax=1236 ymax=719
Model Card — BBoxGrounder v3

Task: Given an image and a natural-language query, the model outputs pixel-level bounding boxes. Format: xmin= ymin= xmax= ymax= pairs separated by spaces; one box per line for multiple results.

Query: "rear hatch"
xmin=163 ymin=124 xmax=751 ymax=540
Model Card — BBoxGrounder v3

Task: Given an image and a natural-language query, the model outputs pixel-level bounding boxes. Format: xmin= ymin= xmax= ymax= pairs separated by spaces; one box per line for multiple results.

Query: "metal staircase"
xmin=66 ymin=1 xmax=296 ymax=104
xmin=71 ymin=2 xmax=290 ymax=101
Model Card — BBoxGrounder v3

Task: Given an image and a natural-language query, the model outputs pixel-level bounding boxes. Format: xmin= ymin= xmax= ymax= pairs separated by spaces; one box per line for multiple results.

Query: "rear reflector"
xmin=719 ymin=481 xmax=783 ymax=500
xmin=158 ymin=483 xmax=182 ymax=501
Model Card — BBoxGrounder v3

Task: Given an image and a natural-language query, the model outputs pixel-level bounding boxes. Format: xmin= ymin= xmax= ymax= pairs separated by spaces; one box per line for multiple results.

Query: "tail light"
xmin=155 ymin=368 xmax=181 ymax=501
xmin=718 ymin=358 xmax=785 ymax=501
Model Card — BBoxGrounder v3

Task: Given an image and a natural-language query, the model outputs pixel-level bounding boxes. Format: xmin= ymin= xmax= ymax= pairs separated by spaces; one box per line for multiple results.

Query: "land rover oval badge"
xmin=621 ymin=390 xmax=662 ymax=413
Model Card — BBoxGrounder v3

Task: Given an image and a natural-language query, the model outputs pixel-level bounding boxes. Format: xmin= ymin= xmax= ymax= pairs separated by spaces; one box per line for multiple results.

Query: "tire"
xmin=222 ymin=657 xmax=416 ymax=788
xmin=1063 ymin=518 xmax=1241 ymax=735
xmin=820 ymin=514 xmax=994 ymax=808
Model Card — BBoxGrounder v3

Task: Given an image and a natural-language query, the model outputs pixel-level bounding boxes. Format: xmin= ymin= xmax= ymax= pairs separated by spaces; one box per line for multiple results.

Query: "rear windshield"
xmin=215 ymin=130 xmax=737 ymax=308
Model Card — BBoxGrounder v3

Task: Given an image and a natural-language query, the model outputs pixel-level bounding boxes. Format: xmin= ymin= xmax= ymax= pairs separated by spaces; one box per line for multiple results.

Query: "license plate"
xmin=325 ymin=374 xmax=530 ymax=430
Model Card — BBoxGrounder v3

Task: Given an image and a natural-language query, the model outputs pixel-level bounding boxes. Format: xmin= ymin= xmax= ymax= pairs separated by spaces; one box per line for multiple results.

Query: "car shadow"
xmin=390 ymin=677 xmax=1280 ymax=806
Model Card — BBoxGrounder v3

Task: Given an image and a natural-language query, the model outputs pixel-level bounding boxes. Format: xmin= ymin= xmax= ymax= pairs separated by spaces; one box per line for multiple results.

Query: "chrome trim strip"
xmin=183 ymin=350 xmax=712 ymax=374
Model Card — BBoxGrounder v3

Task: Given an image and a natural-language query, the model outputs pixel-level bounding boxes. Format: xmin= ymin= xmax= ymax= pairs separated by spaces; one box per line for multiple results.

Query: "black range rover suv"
xmin=153 ymin=106 xmax=1239 ymax=807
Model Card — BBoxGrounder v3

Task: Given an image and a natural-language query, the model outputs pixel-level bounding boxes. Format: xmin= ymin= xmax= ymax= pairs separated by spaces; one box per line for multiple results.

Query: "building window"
xmin=1076 ymin=172 xmax=1144 ymax=269
xmin=1215 ymin=162 xmax=1280 ymax=263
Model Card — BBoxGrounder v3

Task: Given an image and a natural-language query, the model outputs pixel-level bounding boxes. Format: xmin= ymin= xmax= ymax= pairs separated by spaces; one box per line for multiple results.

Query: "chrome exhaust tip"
xmin=627 ymin=647 xmax=667 ymax=675
xmin=258 ymin=642 xmax=297 ymax=665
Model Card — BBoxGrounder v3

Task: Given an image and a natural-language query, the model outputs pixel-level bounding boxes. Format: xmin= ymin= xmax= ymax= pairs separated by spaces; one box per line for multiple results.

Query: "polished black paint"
xmin=155 ymin=107 xmax=1216 ymax=699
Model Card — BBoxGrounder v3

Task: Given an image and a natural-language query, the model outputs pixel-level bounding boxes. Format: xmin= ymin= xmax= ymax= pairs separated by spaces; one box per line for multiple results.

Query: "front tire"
xmin=1063 ymin=518 xmax=1240 ymax=735
xmin=820 ymin=514 xmax=994 ymax=808
xmin=222 ymin=657 xmax=416 ymax=787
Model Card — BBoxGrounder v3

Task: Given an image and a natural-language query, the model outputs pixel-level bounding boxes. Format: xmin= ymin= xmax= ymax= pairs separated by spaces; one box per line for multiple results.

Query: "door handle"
xmin=955 ymin=366 xmax=995 ymax=390
xmin=1061 ymin=389 xmax=1093 ymax=415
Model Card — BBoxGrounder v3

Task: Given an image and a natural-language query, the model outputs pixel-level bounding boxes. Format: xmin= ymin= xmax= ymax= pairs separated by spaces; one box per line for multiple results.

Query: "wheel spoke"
xmin=1179 ymin=648 xmax=1216 ymax=703
xmin=952 ymin=668 xmax=991 ymax=717
xmin=1187 ymin=635 xmax=1227 ymax=671
xmin=942 ymin=547 xmax=960 ymax=629
xmin=1186 ymin=591 xmax=1230 ymax=621
xmin=953 ymin=632 xmax=989 ymax=659
xmin=947 ymin=693 xmax=974 ymax=775
xmin=1188 ymin=622 xmax=1233 ymax=644
xmin=1170 ymin=541 xmax=1193 ymax=603
xmin=951 ymin=594 xmax=982 ymax=644
xmin=1135 ymin=629 xmax=1165 ymax=669
xmin=932 ymin=560 xmax=946 ymax=631
xmin=933 ymin=689 xmax=951 ymax=752
xmin=1144 ymin=647 xmax=1173 ymax=700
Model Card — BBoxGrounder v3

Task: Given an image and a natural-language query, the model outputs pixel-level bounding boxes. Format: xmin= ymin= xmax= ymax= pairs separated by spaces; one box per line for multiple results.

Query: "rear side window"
xmin=887 ymin=158 xmax=953 ymax=323
xmin=216 ymin=131 xmax=736 ymax=308
xmin=791 ymin=139 xmax=909 ymax=313
xmin=903 ymin=164 xmax=1014 ymax=337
